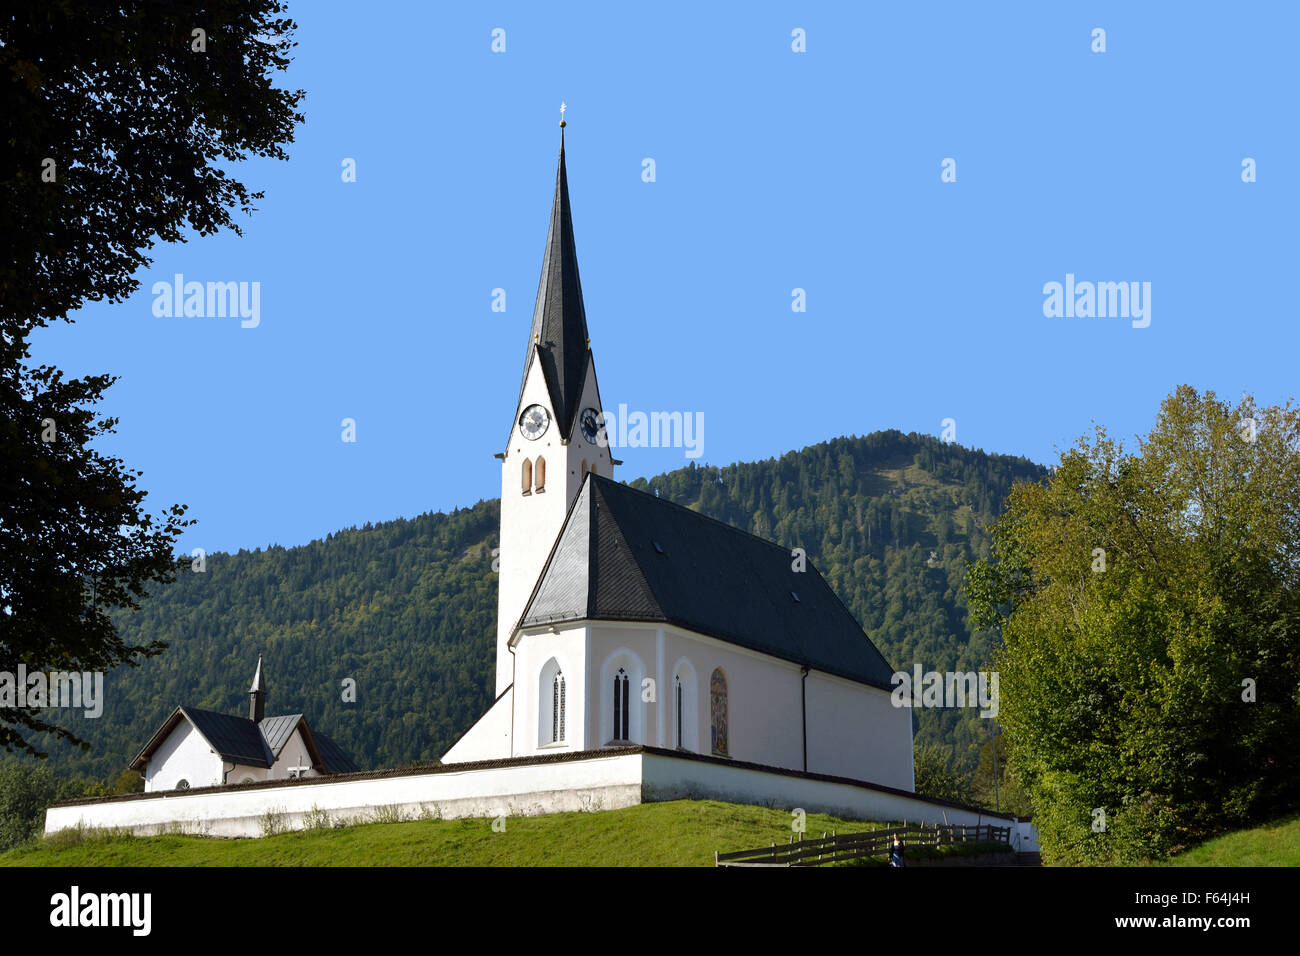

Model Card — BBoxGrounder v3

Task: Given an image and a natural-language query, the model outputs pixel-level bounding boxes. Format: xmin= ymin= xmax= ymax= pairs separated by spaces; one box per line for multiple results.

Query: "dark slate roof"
xmin=515 ymin=130 xmax=591 ymax=445
xmin=312 ymin=731 xmax=361 ymax=774
xmin=130 ymin=706 xmax=359 ymax=775
xmin=520 ymin=474 xmax=899 ymax=690
xmin=183 ymin=706 xmax=272 ymax=767
xmin=258 ymin=713 xmax=304 ymax=759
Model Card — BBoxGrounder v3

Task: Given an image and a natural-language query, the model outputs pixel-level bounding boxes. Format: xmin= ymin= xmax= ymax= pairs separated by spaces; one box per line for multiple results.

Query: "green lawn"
xmin=1157 ymin=812 xmax=1300 ymax=867
xmin=2 ymin=800 xmax=897 ymax=867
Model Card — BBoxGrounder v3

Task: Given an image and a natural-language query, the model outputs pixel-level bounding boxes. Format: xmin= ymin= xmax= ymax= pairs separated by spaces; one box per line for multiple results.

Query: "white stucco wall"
xmin=511 ymin=625 xmax=587 ymax=758
xmin=53 ymin=749 xmax=1036 ymax=849
xmin=805 ymin=671 xmax=914 ymax=790
xmin=641 ymin=752 xmax=1007 ymax=832
xmin=50 ymin=752 xmax=645 ymax=839
xmin=443 ymin=688 xmax=514 ymax=763
xmin=579 ymin=621 xmax=912 ymax=788
xmin=143 ymin=721 xmax=223 ymax=793
xmin=272 ymin=727 xmax=319 ymax=780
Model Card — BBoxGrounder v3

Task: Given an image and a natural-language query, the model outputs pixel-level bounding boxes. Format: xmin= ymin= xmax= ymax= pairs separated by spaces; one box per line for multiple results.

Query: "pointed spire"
xmin=249 ymin=655 xmax=266 ymax=723
xmin=519 ymin=115 xmax=591 ymax=443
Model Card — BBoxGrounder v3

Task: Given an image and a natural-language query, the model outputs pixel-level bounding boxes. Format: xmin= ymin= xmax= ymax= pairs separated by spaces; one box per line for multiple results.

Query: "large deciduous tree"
xmin=0 ymin=1 xmax=304 ymax=754
xmin=966 ymin=386 xmax=1300 ymax=863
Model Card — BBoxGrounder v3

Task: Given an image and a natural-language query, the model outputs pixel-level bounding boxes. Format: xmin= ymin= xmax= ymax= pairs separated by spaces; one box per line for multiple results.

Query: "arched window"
xmin=552 ymin=671 xmax=565 ymax=742
xmin=710 ymin=668 xmax=728 ymax=756
xmin=675 ymin=676 xmax=683 ymax=749
xmin=581 ymin=458 xmax=588 ymax=476
xmin=600 ymin=650 xmax=645 ymax=745
xmin=539 ymin=657 xmax=566 ymax=746
xmin=175 ymin=779 xmax=190 ymax=791
xmin=613 ymin=667 xmax=630 ymax=741
xmin=535 ymin=456 xmax=546 ymax=492
xmin=521 ymin=458 xmax=532 ymax=495
xmin=671 ymin=659 xmax=699 ymax=752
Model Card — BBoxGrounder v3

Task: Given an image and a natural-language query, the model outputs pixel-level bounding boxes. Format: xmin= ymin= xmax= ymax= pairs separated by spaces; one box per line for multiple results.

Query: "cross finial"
xmin=559 ymin=101 xmax=567 ymax=128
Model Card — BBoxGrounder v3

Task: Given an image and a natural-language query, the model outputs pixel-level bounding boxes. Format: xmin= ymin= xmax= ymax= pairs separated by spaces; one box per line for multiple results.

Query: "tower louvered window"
xmin=535 ymin=456 xmax=546 ymax=492
xmin=521 ymin=458 xmax=532 ymax=494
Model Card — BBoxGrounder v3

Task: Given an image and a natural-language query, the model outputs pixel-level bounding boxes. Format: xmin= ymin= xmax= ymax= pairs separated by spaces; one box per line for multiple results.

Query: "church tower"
xmin=495 ymin=124 xmax=615 ymax=695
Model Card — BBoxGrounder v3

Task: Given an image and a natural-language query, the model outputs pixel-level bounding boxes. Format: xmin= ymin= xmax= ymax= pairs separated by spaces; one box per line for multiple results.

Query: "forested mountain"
xmin=22 ymin=430 xmax=1045 ymax=781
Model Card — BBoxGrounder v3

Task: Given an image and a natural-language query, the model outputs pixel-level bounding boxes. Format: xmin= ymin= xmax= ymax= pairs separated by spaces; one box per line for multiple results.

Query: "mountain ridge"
xmin=21 ymin=429 xmax=1046 ymax=781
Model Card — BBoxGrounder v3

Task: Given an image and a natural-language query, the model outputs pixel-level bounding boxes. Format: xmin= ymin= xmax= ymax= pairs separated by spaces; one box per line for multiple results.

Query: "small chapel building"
xmin=131 ymin=657 xmax=358 ymax=792
xmin=443 ymin=128 xmax=915 ymax=791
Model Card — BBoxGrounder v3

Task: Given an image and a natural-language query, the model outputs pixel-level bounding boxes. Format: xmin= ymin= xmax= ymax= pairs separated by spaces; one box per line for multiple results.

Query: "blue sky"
xmin=29 ymin=2 xmax=1300 ymax=555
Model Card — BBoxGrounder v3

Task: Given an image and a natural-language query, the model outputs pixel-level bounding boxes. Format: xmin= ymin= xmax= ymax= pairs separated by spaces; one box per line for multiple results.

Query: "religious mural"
xmin=710 ymin=667 xmax=728 ymax=756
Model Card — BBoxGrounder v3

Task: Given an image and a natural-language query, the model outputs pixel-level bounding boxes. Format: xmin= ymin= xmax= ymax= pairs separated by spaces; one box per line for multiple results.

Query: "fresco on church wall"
xmin=710 ymin=668 xmax=728 ymax=755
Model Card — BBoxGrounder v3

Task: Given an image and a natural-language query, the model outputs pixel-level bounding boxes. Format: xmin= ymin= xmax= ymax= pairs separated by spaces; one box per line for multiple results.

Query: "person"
xmin=889 ymin=833 xmax=905 ymax=867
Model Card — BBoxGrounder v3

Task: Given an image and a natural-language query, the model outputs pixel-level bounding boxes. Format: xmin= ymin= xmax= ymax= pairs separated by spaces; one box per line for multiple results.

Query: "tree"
xmin=0 ymin=762 xmax=61 ymax=851
xmin=0 ymin=1 xmax=304 ymax=755
xmin=1 ymin=0 xmax=305 ymax=334
xmin=971 ymin=733 xmax=1033 ymax=817
xmin=112 ymin=768 xmax=145 ymax=794
xmin=967 ymin=386 xmax=1300 ymax=863
xmin=0 ymin=344 xmax=193 ymax=755
xmin=912 ymin=742 xmax=975 ymax=805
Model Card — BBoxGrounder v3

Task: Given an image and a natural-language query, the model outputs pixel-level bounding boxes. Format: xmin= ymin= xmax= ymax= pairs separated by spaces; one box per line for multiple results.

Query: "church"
xmin=442 ymin=124 xmax=915 ymax=792
xmin=48 ymin=123 xmax=956 ymax=841
xmin=130 ymin=657 xmax=358 ymax=792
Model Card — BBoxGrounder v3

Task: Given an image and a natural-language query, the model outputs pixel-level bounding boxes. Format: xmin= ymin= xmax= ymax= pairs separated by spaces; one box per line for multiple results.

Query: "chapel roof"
xmin=129 ymin=706 xmax=358 ymax=774
xmin=518 ymin=474 xmax=900 ymax=690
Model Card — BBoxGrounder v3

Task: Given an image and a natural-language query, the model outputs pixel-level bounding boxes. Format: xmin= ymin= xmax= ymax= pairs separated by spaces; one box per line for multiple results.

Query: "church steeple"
xmin=494 ymin=112 xmax=612 ymax=699
xmin=249 ymin=656 xmax=267 ymax=723
xmin=518 ymin=124 xmax=591 ymax=444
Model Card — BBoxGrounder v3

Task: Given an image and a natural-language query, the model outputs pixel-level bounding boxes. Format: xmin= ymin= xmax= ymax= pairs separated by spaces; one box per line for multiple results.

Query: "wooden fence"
xmin=715 ymin=822 xmax=1012 ymax=867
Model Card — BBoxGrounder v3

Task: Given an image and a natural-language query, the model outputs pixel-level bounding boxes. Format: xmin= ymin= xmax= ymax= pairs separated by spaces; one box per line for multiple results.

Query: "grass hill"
xmin=8 ymin=802 xmax=1294 ymax=867
xmin=18 ymin=430 xmax=1045 ymax=782
xmin=1 ymin=800 xmax=991 ymax=867
xmin=1153 ymin=812 xmax=1300 ymax=867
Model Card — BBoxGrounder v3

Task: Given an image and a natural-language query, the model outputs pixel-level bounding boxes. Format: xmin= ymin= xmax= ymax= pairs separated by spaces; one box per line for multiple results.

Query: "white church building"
xmin=44 ymin=126 xmax=1041 ymax=844
xmin=441 ymin=126 xmax=914 ymax=791
xmin=130 ymin=657 xmax=358 ymax=792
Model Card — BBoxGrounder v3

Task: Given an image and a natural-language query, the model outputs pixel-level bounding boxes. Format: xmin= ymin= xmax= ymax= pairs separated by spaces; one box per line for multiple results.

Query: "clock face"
xmin=580 ymin=407 xmax=602 ymax=444
xmin=519 ymin=404 xmax=550 ymax=441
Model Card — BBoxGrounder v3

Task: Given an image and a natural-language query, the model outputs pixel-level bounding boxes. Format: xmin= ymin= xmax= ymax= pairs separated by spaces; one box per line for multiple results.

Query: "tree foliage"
xmin=0 ymin=0 xmax=303 ymax=756
xmin=967 ymin=387 xmax=1300 ymax=863
xmin=912 ymin=742 xmax=975 ymax=806
xmin=1 ymin=0 xmax=304 ymax=333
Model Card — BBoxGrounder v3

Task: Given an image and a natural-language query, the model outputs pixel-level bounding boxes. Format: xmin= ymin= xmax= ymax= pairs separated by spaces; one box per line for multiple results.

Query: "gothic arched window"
xmin=613 ymin=667 xmax=630 ymax=741
xmin=710 ymin=668 xmax=728 ymax=756
xmin=675 ymin=675 xmax=683 ymax=749
xmin=552 ymin=671 xmax=566 ymax=743
xmin=535 ymin=456 xmax=546 ymax=492
xmin=539 ymin=658 xmax=565 ymax=746
xmin=671 ymin=659 xmax=698 ymax=752
xmin=521 ymin=458 xmax=532 ymax=495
